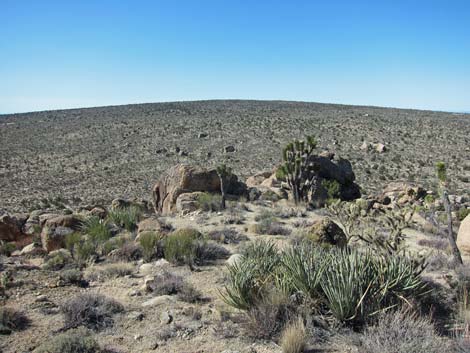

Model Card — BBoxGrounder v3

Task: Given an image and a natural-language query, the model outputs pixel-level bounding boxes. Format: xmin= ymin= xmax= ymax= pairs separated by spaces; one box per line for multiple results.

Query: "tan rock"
xmin=176 ymin=192 xmax=204 ymax=214
xmin=152 ymin=164 xmax=220 ymax=215
xmin=41 ymin=215 xmax=81 ymax=252
xmin=457 ymin=215 xmax=470 ymax=253
xmin=246 ymin=171 xmax=272 ymax=188
xmin=137 ymin=218 xmax=162 ymax=234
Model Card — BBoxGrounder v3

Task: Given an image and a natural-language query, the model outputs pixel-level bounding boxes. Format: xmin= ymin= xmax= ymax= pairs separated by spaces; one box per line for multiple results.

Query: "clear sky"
xmin=1 ymin=0 xmax=469 ymax=114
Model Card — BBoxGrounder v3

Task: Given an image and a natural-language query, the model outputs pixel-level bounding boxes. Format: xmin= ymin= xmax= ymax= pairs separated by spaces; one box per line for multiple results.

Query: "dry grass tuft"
xmin=280 ymin=317 xmax=307 ymax=353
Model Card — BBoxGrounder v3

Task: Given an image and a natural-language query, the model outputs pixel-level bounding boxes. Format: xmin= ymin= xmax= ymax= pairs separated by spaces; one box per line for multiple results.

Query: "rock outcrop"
xmin=0 ymin=212 xmax=27 ymax=242
xmin=152 ymin=164 xmax=246 ymax=215
xmin=41 ymin=215 xmax=82 ymax=252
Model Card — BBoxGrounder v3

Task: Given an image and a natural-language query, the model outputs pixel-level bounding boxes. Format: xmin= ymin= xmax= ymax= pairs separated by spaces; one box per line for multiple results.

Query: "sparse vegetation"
xmin=138 ymin=231 xmax=160 ymax=262
xmin=107 ymin=206 xmax=141 ymax=231
xmin=0 ymin=307 xmax=29 ymax=334
xmin=35 ymin=328 xmax=101 ymax=353
xmin=280 ymin=317 xmax=307 ymax=353
xmin=61 ymin=293 xmax=124 ymax=330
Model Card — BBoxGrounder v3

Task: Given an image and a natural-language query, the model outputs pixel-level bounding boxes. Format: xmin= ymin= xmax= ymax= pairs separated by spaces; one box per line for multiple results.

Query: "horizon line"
xmin=1 ymin=98 xmax=470 ymax=116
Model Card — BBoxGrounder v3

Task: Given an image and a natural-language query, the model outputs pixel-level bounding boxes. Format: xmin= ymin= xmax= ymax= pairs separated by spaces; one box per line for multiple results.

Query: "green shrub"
xmin=0 ymin=307 xmax=29 ymax=334
xmin=80 ymin=217 xmax=111 ymax=244
xmin=43 ymin=250 xmax=73 ymax=271
xmin=107 ymin=206 xmax=141 ymax=231
xmin=164 ymin=228 xmax=202 ymax=266
xmin=65 ymin=232 xmax=82 ymax=253
xmin=74 ymin=240 xmax=97 ymax=266
xmin=196 ymin=192 xmax=222 ymax=212
xmin=0 ymin=241 xmax=16 ymax=256
xmin=458 ymin=208 xmax=470 ymax=221
xmin=59 ymin=268 xmax=86 ymax=286
xmin=35 ymin=327 xmax=100 ymax=353
xmin=139 ymin=231 xmax=160 ymax=262
xmin=322 ymin=179 xmax=341 ymax=200
xmin=424 ymin=194 xmax=435 ymax=206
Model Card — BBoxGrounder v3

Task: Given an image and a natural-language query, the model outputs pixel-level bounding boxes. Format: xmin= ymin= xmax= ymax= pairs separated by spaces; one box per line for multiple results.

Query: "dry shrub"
xmin=35 ymin=327 xmax=100 ymax=353
xmin=0 ymin=307 xmax=30 ymax=334
xmin=61 ymin=293 xmax=124 ymax=330
xmin=148 ymin=271 xmax=201 ymax=303
xmin=84 ymin=263 xmax=134 ymax=282
xmin=243 ymin=291 xmax=294 ymax=340
xmin=360 ymin=310 xmax=451 ymax=353
xmin=280 ymin=317 xmax=307 ymax=353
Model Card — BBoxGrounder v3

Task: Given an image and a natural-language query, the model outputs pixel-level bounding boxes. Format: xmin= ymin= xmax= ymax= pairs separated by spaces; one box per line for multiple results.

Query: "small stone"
xmin=142 ymin=295 xmax=176 ymax=307
xmin=128 ymin=289 xmax=141 ymax=297
xmin=224 ymin=145 xmax=235 ymax=153
xmin=198 ymin=133 xmax=208 ymax=138
xmin=160 ymin=311 xmax=173 ymax=324
xmin=128 ymin=311 xmax=144 ymax=321
xmin=35 ymin=295 xmax=48 ymax=302
xmin=134 ymin=334 xmax=143 ymax=340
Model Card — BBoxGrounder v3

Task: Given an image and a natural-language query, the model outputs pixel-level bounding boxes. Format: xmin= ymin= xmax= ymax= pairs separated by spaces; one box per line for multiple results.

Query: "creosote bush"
xmin=85 ymin=263 xmax=134 ymax=282
xmin=164 ymin=228 xmax=201 ymax=266
xmin=61 ymin=293 xmax=124 ymax=330
xmin=197 ymin=192 xmax=223 ymax=212
xmin=43 ymin=250 xmax=73 ymax=271
xmin=360 ymin=310 xmax=450 ymax=353
xmin=35 ymin=327 xmax=100 ymax=353
xmin=0 ymin=307 xmax=30 ymax=334
xmin=149 ymin=271 xmax=202 ymax=303
xmin=139 ymin=231 xmax=160 ymax=262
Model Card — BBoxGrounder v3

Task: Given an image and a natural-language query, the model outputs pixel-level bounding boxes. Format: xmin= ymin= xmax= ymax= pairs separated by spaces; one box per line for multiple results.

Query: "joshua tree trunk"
xmin=220 ymin=177 xmax=226 ymax=210
xmin=442 ymin=189 xmax=463 ymax=265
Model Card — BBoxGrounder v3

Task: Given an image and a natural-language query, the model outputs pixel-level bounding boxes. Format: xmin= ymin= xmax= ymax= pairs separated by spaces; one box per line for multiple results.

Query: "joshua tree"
xmin=216 ymin=164 xmax=232 ymax=210
xmin=279 ymin=136 xmax=318 ymax=204
xmin=436 ymin=162 xmax=463 ymax=265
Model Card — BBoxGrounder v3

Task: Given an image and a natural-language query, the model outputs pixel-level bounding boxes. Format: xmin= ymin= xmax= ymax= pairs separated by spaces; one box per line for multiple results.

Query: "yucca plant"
xmin=80 ymin=216 xmax=111 ymax=244
xmin=222 ymin=241 xmax=281 ymax=310
xmin=320 ymin=249 xmax=376 ymax=323
xmin=221 ymin=259 xmax=262 ymax=310
xmin=279 ymin=242 xmax=327 ymax=298
xmin=107 ymin=206 xmax=142 ymax=232
xmin=372 ymin=254 xmax=428 ymax=310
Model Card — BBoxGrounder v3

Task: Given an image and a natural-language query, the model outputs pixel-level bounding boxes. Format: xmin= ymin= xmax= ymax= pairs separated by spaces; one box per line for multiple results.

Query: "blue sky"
xmin=1 ymin=0 xmax=469 ymax=114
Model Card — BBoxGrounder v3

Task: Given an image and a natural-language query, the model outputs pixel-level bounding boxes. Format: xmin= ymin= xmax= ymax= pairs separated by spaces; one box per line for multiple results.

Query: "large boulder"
xmin=41 ymin=215 xmax=82 ymax=252
xmin=308 ymin=153 xmax=361 ymax=206
xmin=457 ymin=215 xmax=470 ymax=253
xmin=0 ymin=213 xmax=27 ymax=242
xmin=152 ymin=164 xmax=246 ymax=215
xmin=306 ymin=218 xmax=347 ymax=247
